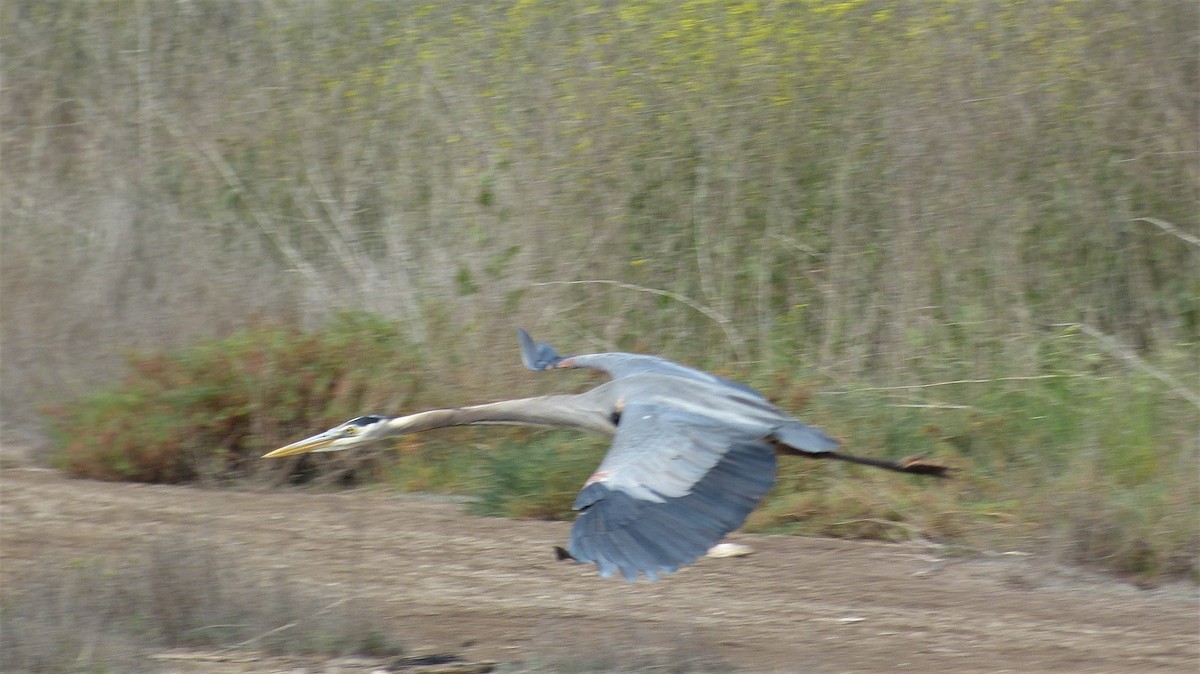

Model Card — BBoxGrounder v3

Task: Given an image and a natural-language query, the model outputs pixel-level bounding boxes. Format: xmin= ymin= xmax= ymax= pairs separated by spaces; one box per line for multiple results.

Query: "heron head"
xmin=261 ymin=415 xmax=393 ymax=458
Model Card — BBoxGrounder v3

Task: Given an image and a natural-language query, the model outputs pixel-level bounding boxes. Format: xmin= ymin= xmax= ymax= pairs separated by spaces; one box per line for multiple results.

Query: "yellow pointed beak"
xmin=261 ymin=431 xmax=339 ymax=458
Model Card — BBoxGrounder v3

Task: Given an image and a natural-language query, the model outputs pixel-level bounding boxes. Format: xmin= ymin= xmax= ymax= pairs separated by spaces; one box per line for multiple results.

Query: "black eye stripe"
xmin=348 ymin=415 xmax=386 ymax=425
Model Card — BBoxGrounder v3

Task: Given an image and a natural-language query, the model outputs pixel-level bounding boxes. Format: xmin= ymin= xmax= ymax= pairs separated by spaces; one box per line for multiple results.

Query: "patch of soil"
xmin=2 ymin=467 xmax=1196 ymax=672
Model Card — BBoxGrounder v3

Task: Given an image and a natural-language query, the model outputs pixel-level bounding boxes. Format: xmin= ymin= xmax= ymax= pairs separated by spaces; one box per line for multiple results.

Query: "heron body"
xmin=264 ymin=329 xmax=947 ymax=581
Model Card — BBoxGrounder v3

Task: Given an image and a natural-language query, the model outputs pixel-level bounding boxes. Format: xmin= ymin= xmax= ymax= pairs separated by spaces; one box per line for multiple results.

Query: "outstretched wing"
xmin=563 ymin=402 xmax=777 ymax=581
xmin=517 ymin=328 xmax=765 ymax=399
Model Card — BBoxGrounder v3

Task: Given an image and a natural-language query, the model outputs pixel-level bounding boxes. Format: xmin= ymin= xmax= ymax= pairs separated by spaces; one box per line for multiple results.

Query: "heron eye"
xmin=343 ymin=427 xmax=358 ymax=436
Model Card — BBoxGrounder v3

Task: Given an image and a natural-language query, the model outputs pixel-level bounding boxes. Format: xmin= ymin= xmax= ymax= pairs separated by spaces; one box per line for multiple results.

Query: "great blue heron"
xmin=264 ymin=329 xmax=947 ymax=581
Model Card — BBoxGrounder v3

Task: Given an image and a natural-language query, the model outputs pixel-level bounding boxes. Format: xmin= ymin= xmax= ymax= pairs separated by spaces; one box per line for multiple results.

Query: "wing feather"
xmin=569 ymin=352 xmax=767 ymax=400
xmin=593 ymin=404 xmax=769 ymax=499
xmin=564 ymin=403 xmax=777 ymax=581
xmin=517 ymin=328 xmax=767 ymax=399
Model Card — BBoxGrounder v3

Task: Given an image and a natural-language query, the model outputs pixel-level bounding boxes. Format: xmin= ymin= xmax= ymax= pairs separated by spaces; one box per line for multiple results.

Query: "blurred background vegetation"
xmin=2 ymin=1 xmax=1197 ymax=580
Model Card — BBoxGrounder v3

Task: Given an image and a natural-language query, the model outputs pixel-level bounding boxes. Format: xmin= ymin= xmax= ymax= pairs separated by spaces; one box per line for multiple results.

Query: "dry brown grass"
xmin=3 ymin=2 xmax=1193 ymax=426
xmin=0 ymin=530 xmax=403 ymax=672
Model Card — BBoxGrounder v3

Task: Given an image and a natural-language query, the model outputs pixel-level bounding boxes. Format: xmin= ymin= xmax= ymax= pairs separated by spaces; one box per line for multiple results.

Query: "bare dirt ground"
xmin=2 ymin=466 xmax=1197 ymax=673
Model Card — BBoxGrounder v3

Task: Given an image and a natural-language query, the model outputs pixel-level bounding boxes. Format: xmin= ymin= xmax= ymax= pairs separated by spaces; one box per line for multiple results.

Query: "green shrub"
xmin=47 ymin=312 xmax=425 ymax=483
xmin=748 ymin=342 xmax=1199 ymax=580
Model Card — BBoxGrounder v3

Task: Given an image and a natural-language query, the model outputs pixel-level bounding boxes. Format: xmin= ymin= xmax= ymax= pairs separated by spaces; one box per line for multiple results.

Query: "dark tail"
xmin=775 ymin=443 xmax=952 ymax=478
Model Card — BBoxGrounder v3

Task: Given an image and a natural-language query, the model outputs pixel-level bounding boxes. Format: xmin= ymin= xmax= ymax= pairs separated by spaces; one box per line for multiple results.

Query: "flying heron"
xmin=264 ymin=329 xmax=948 ymax=581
